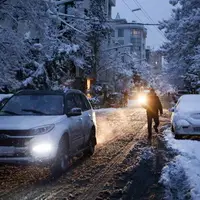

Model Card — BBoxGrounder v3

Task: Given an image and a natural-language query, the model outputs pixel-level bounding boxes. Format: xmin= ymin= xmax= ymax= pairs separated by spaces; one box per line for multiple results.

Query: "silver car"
xmin=0 ymin=90 xmax=97 ymax=173
xmin=171 ymin=94 xmax=200 ymax=139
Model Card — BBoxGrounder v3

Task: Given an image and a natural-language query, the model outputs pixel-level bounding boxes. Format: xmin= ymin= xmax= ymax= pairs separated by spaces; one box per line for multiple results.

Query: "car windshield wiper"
xmin=22 ymin=109 xmax=47 ymax=115
xmin=1 ymin=110 xmax=20 ymax=115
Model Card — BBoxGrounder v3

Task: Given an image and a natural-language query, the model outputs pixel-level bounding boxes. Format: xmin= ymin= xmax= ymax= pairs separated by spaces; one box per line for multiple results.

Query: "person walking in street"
xmin=143 ymin=88 xmax=163 ymax=139
xmin=123 ymin=89 xmax=129 ymax=107
xmin=102 ymin=84 xmax=108 ymax=105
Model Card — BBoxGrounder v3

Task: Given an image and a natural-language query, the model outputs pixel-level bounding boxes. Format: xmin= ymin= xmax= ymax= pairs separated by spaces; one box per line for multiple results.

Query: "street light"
xmin=132 ymin=8 xmax=141 ymax=12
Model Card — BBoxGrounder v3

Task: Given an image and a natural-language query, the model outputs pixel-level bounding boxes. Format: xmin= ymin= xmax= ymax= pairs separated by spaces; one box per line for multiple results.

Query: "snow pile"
xmin=139 ymin=147 xmax=154 ymax=161
xmin=159 ymin=155 xmax=191 ymax=200
xmin=160 ymin=129 xmax=200 ymax=199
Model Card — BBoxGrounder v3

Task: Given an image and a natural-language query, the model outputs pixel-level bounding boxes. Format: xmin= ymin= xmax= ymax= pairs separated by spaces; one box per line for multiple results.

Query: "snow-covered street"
xmin=0 ymin=108 xmax=171 ymax=200
xmin=0 ymin=0 xmax=199 ymax=199
xmin=160 ymin=130 xmax=200 ymax=200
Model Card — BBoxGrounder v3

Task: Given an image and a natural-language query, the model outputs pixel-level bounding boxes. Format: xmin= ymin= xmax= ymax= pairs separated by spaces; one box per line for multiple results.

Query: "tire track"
xmin=41 ymin=124 xmax=146 ymax=200
xmin=77 ymin=126 xmax=147 ymax=200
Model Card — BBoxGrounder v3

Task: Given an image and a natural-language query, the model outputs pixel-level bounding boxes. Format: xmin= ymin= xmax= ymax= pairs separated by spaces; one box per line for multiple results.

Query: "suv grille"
xmin=0 ymin=130 xmax=33 ymax=147
xmin=0 ymin=130 xmax=32 ymax=136
xmin=0 ymin=138 xmax=31 ymax=147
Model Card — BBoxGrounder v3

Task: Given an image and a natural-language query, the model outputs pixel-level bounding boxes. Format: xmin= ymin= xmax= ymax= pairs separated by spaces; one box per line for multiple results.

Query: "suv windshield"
xmin=0 ymin=95 xmax=64 ymax=116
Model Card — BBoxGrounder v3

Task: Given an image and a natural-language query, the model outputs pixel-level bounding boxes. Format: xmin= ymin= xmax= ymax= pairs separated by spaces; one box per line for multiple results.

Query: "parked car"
xmin=171 ymin=94 xmax=200 ymax=139
xmin=173 ymin=90 xmax=190 ymax=103
xmin=0 ymin=94 xmax=13 ymax=108
xmin=0 ymin=90 xmax=97 ymax=173
xmin=107 ymin=92 xmax=125 ymax=108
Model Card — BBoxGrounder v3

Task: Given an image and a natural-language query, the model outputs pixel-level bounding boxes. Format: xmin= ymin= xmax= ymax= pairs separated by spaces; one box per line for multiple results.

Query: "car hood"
xmin=174 ymin=110 xmax=200 ymax=125
xmin=0 ymin=115 xmax=65 ymax=130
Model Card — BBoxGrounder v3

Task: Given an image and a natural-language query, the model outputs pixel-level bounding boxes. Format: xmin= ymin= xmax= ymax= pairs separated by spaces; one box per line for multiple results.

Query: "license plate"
xmin=0 ymin=146 xmax=15 ymax=156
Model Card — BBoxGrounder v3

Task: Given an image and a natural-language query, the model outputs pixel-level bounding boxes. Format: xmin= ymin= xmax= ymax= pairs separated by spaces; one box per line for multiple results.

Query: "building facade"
xmin=111 ymin=14 xmax=147 ymax=61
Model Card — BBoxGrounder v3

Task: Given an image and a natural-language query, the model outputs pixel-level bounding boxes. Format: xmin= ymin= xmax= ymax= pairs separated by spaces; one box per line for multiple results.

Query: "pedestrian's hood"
xmin=0 ymin=115 xmax=65 ymax=130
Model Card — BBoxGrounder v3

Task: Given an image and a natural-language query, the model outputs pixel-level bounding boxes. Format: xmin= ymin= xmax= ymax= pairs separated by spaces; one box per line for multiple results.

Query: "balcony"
xmin=109 ymin=0 xmax=116 ymax=6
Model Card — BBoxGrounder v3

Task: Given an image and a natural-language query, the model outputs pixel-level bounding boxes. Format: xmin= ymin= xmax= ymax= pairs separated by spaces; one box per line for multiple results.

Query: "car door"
xmin=74 ymin=94 xmax=93 ymax=146
xmin=65 ymin=93 xmax=83 ymax=152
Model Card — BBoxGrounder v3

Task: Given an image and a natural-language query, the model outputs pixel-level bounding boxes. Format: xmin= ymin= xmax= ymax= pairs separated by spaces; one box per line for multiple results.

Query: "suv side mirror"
xmin=67 ymin=108 xmax=82 ymax=117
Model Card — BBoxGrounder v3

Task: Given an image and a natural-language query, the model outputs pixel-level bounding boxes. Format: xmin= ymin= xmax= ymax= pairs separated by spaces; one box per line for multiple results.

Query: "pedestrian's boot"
xmin=153 ymin=125 xmax=158 ymax=133
xmin=148 ymin=132 xmax=152 ymax=140
xmin=147 ymin=134 xmax=152 ymax=145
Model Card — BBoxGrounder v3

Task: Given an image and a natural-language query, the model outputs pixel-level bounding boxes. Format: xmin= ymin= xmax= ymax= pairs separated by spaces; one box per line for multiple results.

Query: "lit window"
xmin=132 ymin=29 xmax=141 ymax=36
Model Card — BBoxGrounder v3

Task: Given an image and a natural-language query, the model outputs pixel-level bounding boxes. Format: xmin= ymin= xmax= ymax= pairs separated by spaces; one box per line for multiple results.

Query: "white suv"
xmin=0 ymin=90 xmax=97 ymax=173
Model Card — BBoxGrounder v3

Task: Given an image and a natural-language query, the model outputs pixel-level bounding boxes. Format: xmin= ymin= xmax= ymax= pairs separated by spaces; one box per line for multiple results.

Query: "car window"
xmin=65 ymin=94 xmax=77 ymax=113
xmin=74 ymin=94 xmax=88 ymax=111
xmin=80 ymin=94 xmax=91 ymax=110
xmin=0 ymin=95 xmax=64 ymax=115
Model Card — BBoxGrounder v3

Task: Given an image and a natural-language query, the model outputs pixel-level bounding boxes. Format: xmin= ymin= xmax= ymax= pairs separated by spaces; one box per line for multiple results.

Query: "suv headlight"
xmin=32 ymin=143 xmax=53 ymax=154
xmin=31 ymin=142 xmax=56 ymax=158
xmin=31 ymin=124 xmax=55 ymax=135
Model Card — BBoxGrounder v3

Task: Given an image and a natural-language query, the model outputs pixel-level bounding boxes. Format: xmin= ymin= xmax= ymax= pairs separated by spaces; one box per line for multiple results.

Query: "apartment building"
xmin=112 ymin=14 xmax=147 ymax=61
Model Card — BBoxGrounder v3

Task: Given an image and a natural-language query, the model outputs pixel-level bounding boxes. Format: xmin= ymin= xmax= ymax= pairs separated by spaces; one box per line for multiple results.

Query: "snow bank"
xmin=139 ymin=147 xmax=154 ymax=160
xmin=160 ymin=130 xmax=200 ymax=199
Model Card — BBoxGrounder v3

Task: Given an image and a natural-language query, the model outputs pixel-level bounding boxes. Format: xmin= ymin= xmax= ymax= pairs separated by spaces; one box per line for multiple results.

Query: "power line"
xmin=132 ymin=0 xmax=167 ymax=40
xmin=121 ymin=0 xmax=143 ymax=23
xmin=58 ymin=13 xmax=158 ymax=25
xmin=122 ymin=0 xmax=155 ymax=36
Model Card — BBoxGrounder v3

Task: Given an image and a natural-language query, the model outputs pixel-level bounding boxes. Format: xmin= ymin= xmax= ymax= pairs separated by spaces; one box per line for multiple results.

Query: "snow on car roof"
xmin=0 ymin=94 xmax=13 ymax=101
xmin=180 ymin=94 xmax=200 ymax=101
xmin=178 ymin=95 xmax=200 ymax=112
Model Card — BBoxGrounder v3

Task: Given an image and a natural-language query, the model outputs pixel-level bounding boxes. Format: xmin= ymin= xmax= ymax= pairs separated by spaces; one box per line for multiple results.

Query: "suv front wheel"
xmin=51 ymin=139 xmax=70 ymax=175
xmin=84 ymin=129 xmax=96 ymax=157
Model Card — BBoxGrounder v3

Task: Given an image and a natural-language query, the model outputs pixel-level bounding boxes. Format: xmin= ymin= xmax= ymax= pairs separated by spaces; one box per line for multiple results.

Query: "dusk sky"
xmin=112 ymin=0 xmax=173 ymax=49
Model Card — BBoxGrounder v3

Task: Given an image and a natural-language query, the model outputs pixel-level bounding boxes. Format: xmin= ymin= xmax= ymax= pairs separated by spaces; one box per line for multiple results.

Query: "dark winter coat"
xmin=145 ymin=92 xmax=163 ymax=116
